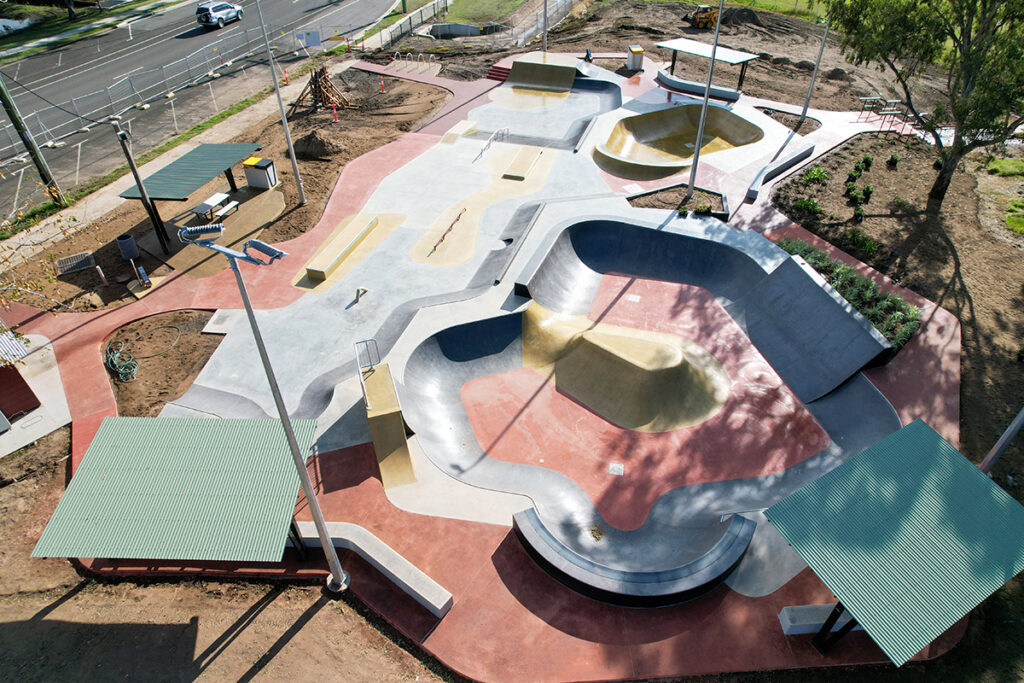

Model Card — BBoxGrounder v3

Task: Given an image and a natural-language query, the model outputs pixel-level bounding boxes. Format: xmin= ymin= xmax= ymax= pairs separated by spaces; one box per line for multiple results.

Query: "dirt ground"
xmin=1 ymin=2 xmax=1023 ymax=680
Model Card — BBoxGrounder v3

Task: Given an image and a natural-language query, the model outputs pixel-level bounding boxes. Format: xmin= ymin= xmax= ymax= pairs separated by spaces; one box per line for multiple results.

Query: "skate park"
xmin=12 ymin=48 xmax=1024 ymax=680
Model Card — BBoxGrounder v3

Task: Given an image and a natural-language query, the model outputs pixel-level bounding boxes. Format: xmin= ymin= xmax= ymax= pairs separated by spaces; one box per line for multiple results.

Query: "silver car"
xmin=196 ymin=1 xmax=243 ymax=29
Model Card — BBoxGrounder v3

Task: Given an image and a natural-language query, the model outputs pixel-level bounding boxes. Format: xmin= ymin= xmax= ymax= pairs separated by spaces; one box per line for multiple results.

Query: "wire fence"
xmin=0 ymin=0 xmax=560 ymax=235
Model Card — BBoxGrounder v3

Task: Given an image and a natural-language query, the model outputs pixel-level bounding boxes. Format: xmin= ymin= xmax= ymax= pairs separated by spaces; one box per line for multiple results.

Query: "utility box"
xmin=627 ymin=45 xmax=644 ymax=71
xmin=243 ymin=157 xmax=278 ymax=189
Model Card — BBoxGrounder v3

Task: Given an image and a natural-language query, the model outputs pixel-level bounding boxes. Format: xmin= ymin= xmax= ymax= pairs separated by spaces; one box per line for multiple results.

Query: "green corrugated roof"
xmin=119 ymin=144 xmax=260 ymax=201
xmin=33 ymin=416 xmax=316 ymax=563
xmin=766 ymin=419 xmax=1024 ymax=666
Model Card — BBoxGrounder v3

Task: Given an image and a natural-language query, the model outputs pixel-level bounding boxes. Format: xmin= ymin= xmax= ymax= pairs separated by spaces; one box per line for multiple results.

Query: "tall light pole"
xmin=979 ymin=405 xmax=1024 ymax=475
xmin=684 ymin=0 xmax=725 ymax=203
xmin=253 ymin=0 xmax=306 ymax=205
xmin=179 ymin=224 xmax=348 ymax=592
xmin=798 ymin=20 xmax=829 ymax=128
xmin=542 ymin=0 xmax=548 ymax=53
xmin=112 ymin=120 xmax=170 ymax=254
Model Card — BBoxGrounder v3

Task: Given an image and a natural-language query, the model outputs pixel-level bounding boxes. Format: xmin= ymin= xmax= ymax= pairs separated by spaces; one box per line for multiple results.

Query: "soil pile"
xmin=294 ymin=129 xmax=344 ymax=159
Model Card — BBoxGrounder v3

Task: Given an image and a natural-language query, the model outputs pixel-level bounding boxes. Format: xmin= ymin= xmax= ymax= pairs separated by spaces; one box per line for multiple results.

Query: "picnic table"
xmin=192 ymin=192 xmax=229 ymax=220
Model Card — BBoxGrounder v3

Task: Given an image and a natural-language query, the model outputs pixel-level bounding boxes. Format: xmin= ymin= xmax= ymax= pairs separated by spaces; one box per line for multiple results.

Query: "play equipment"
xmin=288 ymin=66 xmax=350 ymax=115
xmin=686 ymin=4 xmax=718 ymax=29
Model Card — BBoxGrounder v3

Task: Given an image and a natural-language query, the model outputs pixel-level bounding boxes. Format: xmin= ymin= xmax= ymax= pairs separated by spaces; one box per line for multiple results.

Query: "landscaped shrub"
xmin=802 ymin=166 xmax=829 ymax=184
xmin=845 ymin=227 xmax=879 ymax=255
xmin=793 ymin=197 xmax=821 ymax=215
xmin=862 ymin=154 xmax=874 ymax=170
xmin=847 ymin=168 xmax=862 ymax=182
xmin=853 ymin=205 xmax=866 ymax=222
xmin=887 ymin=152 xmax=900 ymax=168
xmin=848 ymin=186 xmax=864 ymax=205
xmin=776 ymin=238 xmax=920 ymax=350
xmin=863 ymin=184 xmax=874 ymax=203
xmin=845 ymin=181 xmax=857 ymax=196
xmin=891 ymin=196 xmax=913 ymax=214
xmin=693 ymin=204 xmax=713 ymax=215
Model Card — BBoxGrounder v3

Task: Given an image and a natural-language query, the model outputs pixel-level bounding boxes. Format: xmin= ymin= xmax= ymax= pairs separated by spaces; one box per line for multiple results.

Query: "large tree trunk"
xmin=64 ymin=0 xmax=77 ymax=21
xmin=928 ymin=154 xmax=960 ymax=206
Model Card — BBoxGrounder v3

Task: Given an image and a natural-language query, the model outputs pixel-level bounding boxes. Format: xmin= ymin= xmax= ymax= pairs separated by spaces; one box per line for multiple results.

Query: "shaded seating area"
xmin=656 ymin=37 xmax=759 ymax=91
xmin=118 ymin=143 xmax=261 ymax=253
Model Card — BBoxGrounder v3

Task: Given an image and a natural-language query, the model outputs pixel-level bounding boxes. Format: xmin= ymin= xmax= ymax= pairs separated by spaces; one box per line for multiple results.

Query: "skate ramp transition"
xmin=398 ymin=216 xmax=893 ymax=605
xmin=594 ymin=104 xmax=764 ymax=177
xmin=505 ymin=51 xmax=580 ymax=92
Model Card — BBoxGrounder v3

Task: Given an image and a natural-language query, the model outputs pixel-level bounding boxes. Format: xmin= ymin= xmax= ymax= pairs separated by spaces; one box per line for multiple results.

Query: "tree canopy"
xmin=827 ymin=0 xmax=1024 ymax=206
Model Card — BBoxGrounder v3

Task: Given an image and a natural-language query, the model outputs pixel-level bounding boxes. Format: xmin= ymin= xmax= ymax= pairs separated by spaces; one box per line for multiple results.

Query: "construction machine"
xmin=686 ymin=5 xmax=718 ymax=29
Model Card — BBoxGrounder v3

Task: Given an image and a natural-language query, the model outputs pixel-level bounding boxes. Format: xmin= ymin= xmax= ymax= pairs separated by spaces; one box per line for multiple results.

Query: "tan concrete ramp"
xmin=505 ymin=52 xmax=579 ymax=92
xmin=362 ymin=363 xmax=416 ymax=488
xmin=522 ymin=303 xmax=730 ymax=432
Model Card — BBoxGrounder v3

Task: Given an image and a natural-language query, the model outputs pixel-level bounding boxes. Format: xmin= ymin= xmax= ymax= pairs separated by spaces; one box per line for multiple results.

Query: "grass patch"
xmin=648 ymin=0 xmax=826 ymax=22
xmin=0 ymin=0 xmax=158 ymax=56
xmin=444 ymin=0 xmax=528 ymax=24
xmin=987 ymin=157 xmax=1024 ymax=177
xmin=362 ymin=0 xmax=436 ymax=39
xmin=1006 ymin=199 xmax=1024 ymax=236
xmin=0 ymin=85 xmax=272 ymax=242
xmin=777 ymin=237 xmax=921 ymax=350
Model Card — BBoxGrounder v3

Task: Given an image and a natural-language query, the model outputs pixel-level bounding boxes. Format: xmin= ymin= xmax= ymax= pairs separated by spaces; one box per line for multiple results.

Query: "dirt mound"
xmin=721 ymin=7 xmax=765 ymax=27
xmin=825 ymin=67 xmax=852 ymax=81
xmin=294 ymin=129 xmax=343 ymax=159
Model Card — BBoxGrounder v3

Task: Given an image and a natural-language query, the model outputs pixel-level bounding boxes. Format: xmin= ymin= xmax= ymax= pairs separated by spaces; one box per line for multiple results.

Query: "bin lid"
xmin=254 ymin=158 xmax=274 ymax=169
xmin=629 ymin=45 xmax=643 ymax=53
xmin=242 ymin=156 xmax=263 ymax=167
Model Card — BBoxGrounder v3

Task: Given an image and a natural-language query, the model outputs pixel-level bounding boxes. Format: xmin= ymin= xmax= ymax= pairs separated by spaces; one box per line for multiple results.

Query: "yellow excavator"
xmin=687 ymin=5 xmax=719 ymax=29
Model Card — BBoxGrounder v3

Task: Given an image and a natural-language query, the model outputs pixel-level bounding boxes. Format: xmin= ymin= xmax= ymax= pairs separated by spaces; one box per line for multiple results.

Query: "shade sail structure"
xmin=119 ymin=143 xmax=260 ymax=201
xmin=33 ymin=416 xmax=316 ymax=563
xmin=656 ymin=37 xmax=758 ymax=65
xmin=766 ymin=419 xmax=1024 ymax=666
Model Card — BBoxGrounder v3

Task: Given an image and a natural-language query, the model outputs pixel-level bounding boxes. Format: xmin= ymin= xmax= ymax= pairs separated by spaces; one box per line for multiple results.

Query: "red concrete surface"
xmin=462 ymin=275 xmax=827 ymax=530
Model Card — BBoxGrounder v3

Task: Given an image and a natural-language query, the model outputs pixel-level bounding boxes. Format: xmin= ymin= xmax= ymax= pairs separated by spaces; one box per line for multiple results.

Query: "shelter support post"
xmin=225 ymin=168 xmax=238 ymax=193
xmin=671 ymin=52 xmax=677 ymax=75
xmin=288 ymin=519 xmax=308 ymax=560
xmin=738 ymin=62 xmax=748 ymax=90
xmin=812 ymin=602 xmax=858 ymax=655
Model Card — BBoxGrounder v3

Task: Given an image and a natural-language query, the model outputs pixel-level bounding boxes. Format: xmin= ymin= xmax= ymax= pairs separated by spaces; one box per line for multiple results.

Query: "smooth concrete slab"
xmin=0 ymin=335 xmax=71 ymax=458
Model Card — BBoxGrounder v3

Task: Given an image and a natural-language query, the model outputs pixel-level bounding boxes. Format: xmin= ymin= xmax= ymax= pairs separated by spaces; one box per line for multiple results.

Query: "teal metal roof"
xmin=119 ymin=143 xmax=260 ymax=201
xmin=766 ymin=419 xmax=1024 ymax=666
xmin=33 ymin=416 xmax=316 ymax=563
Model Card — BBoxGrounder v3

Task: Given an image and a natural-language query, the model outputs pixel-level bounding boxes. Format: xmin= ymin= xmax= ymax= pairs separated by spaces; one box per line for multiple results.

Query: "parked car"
xmin=196 ymin=1 xmax=243 ymax=29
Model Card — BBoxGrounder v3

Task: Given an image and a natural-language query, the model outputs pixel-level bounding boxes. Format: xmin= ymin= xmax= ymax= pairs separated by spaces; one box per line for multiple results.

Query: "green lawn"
xmin=443 ymin=0 xmax=529 ymax=25
xmin=0 ymin=0 xmax=164 ymax=56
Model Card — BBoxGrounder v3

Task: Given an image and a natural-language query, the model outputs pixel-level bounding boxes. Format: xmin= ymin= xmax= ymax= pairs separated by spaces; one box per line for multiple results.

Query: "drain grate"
xmin=55 ymin=252 xmax=96 ymax=275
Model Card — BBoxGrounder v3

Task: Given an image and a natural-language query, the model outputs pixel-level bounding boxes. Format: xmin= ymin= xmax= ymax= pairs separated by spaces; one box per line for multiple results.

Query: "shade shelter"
xmin=33 ymin=416 xmax=316 ymax=563
xmin=657 ymin=37 xmax=758 ymax=89
xmin=118 ymin=143 xmax=260 ymax=250
xmin=766 ymin=419 xmax=1024 ymax=666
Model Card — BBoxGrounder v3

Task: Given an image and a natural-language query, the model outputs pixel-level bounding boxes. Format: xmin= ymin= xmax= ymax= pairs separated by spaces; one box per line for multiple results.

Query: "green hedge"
xmin=777 ymin=237 xmax=921 ymax=350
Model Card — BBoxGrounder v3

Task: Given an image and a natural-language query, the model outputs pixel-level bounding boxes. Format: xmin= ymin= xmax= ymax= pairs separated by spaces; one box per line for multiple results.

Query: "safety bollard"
xmin=284 ymin=68 xmax=289 ymax=85
xmin=380 ymin=75 xmax=385 ymax=93
xmin=332 ymin=104 xmax=338 ymax=122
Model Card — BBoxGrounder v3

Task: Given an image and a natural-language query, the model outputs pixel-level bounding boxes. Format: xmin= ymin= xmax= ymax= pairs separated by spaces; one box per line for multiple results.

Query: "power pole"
xmin=0 ymin=75 xmax=66 ymax=206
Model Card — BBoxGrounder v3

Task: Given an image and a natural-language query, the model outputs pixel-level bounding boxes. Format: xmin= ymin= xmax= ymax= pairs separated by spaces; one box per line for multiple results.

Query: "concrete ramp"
xmin=522 ymin=303 xmax=730 ymax=432
xmin=362 ymin=363 xmax=416 ymax=488
xmin=726 ymin=256 xmax=892 ymax=402
xmin=594 ymin=104 xmax=764 ymax=178
xmin=505 ymin=52 xmax=579 ymax=92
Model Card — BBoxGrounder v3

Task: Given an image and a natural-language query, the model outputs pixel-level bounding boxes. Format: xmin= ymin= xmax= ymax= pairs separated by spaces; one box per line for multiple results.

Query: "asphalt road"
xmin=1 ymin=0 xmax=394 ymax=120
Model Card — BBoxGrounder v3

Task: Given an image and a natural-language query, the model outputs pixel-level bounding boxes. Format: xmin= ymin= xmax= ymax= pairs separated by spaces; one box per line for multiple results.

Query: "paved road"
xmin=1 ymin=0 xmax=393 ymax=119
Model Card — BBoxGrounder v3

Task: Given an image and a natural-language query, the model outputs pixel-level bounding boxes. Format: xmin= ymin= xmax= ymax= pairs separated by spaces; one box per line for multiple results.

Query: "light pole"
xmin=798 ymin=20 xmax=829 ymax=128
xmin=684 ymin=0 xmax=725 ymax=203
xmin=178 ymin=224 xmax=347 ymax=592
xmin=253 ymin=0 xmax=306 ymax=205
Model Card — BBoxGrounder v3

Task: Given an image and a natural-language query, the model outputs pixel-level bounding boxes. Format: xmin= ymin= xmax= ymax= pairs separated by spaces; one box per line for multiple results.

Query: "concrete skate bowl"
xmin=398 ymin=216 xmax=899 ymax=606
xmin=594 ymin=104 xmax=764 ymax=179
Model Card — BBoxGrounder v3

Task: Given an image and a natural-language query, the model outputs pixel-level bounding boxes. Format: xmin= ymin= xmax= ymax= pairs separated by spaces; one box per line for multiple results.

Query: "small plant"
xmin=891 ymin=196 xmax=913 ymax=214
xmin=853 ymin=205 xmax=866 ymax=222
xmin=848 ymin=186 xmax=864 ymax=205
xmin=845 ymin=180 xmax=858 ymax=196
xmin=802 ymin=166 xmax=829 ymax=184
xmin=793 ymin=197 xmax=822 ymax=215
xmin=934 ymin=157 xmax=944 ymax=170
xmin=693 ymin=204 xmax=713 ymax=215
xmin=887 ymin=152 xmax=900 ymax=168
xmin=677 ymin=207 xmax=689 ymax=217
xmin=862 ymin=154 xmax=874 ymax=170
xmin=845 ymin=227 xmax=880 ymax=256
xmin=847 ymin=168 xmax=862 ymax=182
xmin=863 ymin=184 xmax=874 ymax=203
xmin=854 ymin=160 xmax=866 ymax=174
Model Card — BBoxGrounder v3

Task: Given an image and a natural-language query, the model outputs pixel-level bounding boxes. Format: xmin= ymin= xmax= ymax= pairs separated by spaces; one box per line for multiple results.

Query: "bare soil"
xmin=1 ymin=3 xmax=1022 ymax=680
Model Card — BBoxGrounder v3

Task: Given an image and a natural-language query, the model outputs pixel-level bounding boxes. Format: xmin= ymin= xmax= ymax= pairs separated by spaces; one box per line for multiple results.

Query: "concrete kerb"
xmin=0 ymin=59 xmax=359 ymax=269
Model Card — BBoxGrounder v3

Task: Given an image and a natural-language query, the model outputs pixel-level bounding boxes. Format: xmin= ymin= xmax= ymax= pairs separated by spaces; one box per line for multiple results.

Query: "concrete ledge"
xmin=779 ymin=604 xmax=864 ymax=635
xmin=296 ymin=520 xmax=453 ymax=618
xmin=655 ymin=70 xmax=740 ymax=102
xmin=305 ymin=215 xmax=379 ymax=281
xmin=745 ymin=142 xmax=814 ymax=201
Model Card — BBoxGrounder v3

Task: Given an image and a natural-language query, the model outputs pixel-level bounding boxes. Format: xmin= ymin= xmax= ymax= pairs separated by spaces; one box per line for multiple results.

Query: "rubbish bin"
xmin=627 ymin=45 xmax=644 ymax=71
xmin=116 ymin=233 xmax=140 ymax=261
xmin=243 ymin=157 xmax=278 ymax=189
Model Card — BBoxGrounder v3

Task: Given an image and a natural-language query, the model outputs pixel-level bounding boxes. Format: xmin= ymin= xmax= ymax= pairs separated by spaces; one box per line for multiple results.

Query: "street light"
xmin=179 ymin=224 xmax=348 ymax=592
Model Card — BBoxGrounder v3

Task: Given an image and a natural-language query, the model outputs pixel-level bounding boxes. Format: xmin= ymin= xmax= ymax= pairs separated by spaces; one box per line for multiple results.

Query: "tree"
xmin=827 ymin=0 xmax=1024 ymax=207
xmin=63 ymin=0 xmax=78 ymax=21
